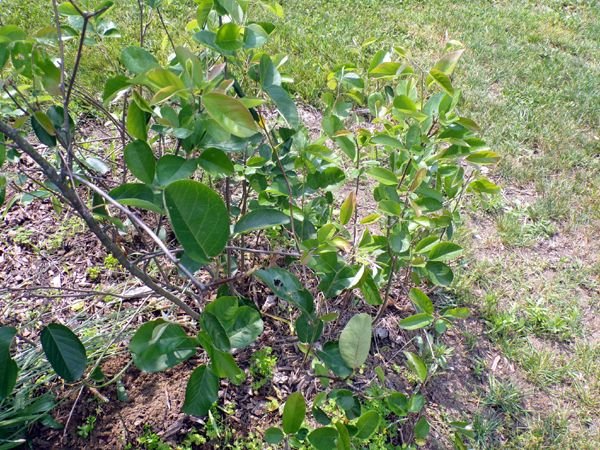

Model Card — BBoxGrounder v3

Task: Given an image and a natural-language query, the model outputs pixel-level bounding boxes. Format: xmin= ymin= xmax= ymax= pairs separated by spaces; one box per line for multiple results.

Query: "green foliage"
xmin=249 ymin=347 xmax=277 ymax=390
xmin=0 ymin=1 xmax=498 ymax=447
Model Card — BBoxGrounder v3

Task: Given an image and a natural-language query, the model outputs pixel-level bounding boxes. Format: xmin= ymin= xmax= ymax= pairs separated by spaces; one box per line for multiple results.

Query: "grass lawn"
xmin=273 ymin=2 xmax=600 ymax=446
xmin=2 ymin=0 xmax=599 ymax=447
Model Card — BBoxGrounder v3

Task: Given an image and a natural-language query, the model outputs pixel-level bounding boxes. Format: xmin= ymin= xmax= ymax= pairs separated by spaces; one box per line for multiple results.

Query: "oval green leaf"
xmin=339 ymin=313 xmax=372 ymax=369
xmin=203 ymin=92 xmax=259 ymax=138
xmin=282 ymin=391 xmax=306 ymax=434
xmin=124 ymin=140 xmax=156 ymax=184
xmin=129 ymin=319 xmax=197 ymax=372
xmin=399 ymin=313 xmax=434 ymax=330
xmin=182 ymin=365 xmax=218 ymax=417
xmin=163 ymin=180 xmax=229 ymax=263
xmin=40 ymin=323 xmax=87 ymax=383
xmin=234 ymin=209 xmax=290 ymax=234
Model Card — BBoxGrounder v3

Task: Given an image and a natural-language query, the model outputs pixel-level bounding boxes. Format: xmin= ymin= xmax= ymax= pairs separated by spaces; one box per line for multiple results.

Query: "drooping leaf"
xmin=40 ymin=324 xmax=87 ymax=383
xmin=317 ymin=341 xmax=353 ymax=378
xmin=255 ymin=268 xmax=314 ymax=314
xmin=339 ymin=313 xmax=372 ymax=369
xmin=197 ymin=148 xmax=234 ymax=176
xmin=404 ymin=351 xmax=427 ymax=382
xmin=264 ymin=427 xmax=284 ymax=444
xmin=282 ymin=392 xmax=306 ymax=434
xmin=109 ymin=183 xmax=163 ymax=213
xmin=215 ymin=23 xmax=244 ymax=51
xmin=429 ymin=68 xmax=454 ymax=95
xmin=124 ymin=140 xmax=156 ymax=184
xmin=265 ymin=84 xmax=299 ymax=128
xmin=414 ymin=416 xmax=430 ymax=445
xmin=163 ymin=180 xmax=229 ymax=263
xmin=155 ymin=155 xmax=197 ymax=186
xmin=355 ymin=410 xmax=381 ymax=440
xmin=203 ymin=92 xmax=259 ymax=138
xmin=129 ymin=319 xmax=197 ymax=372
xmin=399 ymin=313 xmax=434 ymax=330
xmin=428 ymin=242 xmax=463 ymax=261
xmin=366 ymin=167 xmax=397 ymax=186
xmin=182 ymin=365 xmax=219 ymax=416
xmin=126 ymin=101 xmax=148 ymax=141
xmin=234 ymin=209 xmax=290 ymax=234
xmin=121 ymin=46 xmax=159 ymax=75
xmin=408 ymin=288 xmax=434 ymax=314
xmin=308 ymin=427 xmax=339 ymax=450
xmin=339 ymin=191 xmax=356 ymax=226
xmin=425 ymin=261 xmax=454 ymax=286
xmin=0 ymin=326 xmax=18 ymax=400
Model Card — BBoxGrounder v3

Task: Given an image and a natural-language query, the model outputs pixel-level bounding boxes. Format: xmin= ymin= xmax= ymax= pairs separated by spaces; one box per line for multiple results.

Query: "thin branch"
xmin=72 ymin=174 xmax=207 ymax=294
xmin=0 ymin=120 xmax=199 ymax=319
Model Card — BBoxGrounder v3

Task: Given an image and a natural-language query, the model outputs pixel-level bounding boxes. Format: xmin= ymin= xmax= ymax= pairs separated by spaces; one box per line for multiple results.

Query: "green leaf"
xmin=227 ymin=306 xmax=263 ymax=349
xmin=31 ymin=113 xmax=56 ymax=147
xmin=283 ymin=392 xmax=306 ymax=434
xmin=255 ymin=268 xmax=314 ymax=314
xmin=432 ymin=49 xmax=464 ymax=76
xmin=0 ymin=326 xmax=18 ymax=400
xmin=203 ymin=92 xmax=259 ymax=138
xmin=40 ymin=324 xmax=87 ymax=383
xmin=404 ymin=351 xmax=427 ymax=382
xmin=308 ymin=427 xmax=339 ymax=449
xmin=339 ymin=192 xmax=356 ymax=226
xmin=429 ymin=68 xmax=454 ymax=95
xmin=103 ymin=75 xmax=130 ymax=103
xmin=124 ymin=140 xmax=156 ymax=184
xmin=196 ymin=0 xmax=214 ymax=27
xmin=127 ymin=101 xmax=148 ymax=141
xmin=296 ymin=312 xmax=324 ymax=344
xmin=215 ymin=23 xmax=244 ymax=51
xmin=182 ymin=365 xmax=218 ymax=417
xmin=0 ymin=175 xmax=6 ymax=206
xmin=317 ymin=341 xmax=353 ymax=378
xmin=109 ymin=183 xmax=163 ymax=213
xmin=155 ymin=155 xmax=197 ymax=186
xmin=355 ymin=410 xmax=381 ymax=440
xmin=203 ymin=297 xmax=263 ymax=349
xmin=399 ymin=313 xmax=434 ymax=330
xmin=428 ymin=242 xmax=463 ymax=261
xmin=425 ymin=261 xmax=454 ymax=286
xmin=465 ymin=150 xmax=500 ymax=165
xmin=366 ymin=167 xmax=397 ymax=186
xmin=334 ymin=421 xmax=351 ymax=450
xmin=358 ymin=271 xmax=383 ymax=306
xmin=408 ymin=288 xmax=434 ymax=314
xmin=200 ymin=312 xmax=231 ymax=352
xmin=234 ymin=209 xmax=290 ymax=234
xmin=469 ymin=178 xmax=500 ymax=194
xmin=414 ymin=416 xmax=430 ymax=444
xmin=129 ymin=319 xmax=197 ymax=372
xmin=265 ymin=84 xmax=299 ymax=128
xmin=197 ymin=148 xmax=234 ymax=176
xmin=84 ymin=157 xmax=110 ymax=175
xmin=339 ymin=313 xmax=372 ymax=369
xmin=121 ymin=46 xmax=159 ymax=75
xmin=443 ymin=307 xmax=470 ymax=320
xmin=163 ymin=180 xmax=229 ymax=263
xmin=264 ymin=427 xmax=284 ymax=444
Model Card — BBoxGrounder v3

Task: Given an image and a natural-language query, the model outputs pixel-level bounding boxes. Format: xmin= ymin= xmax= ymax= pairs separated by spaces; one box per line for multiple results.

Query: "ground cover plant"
xmin=1 ymin=0 xmax=598 ymax=449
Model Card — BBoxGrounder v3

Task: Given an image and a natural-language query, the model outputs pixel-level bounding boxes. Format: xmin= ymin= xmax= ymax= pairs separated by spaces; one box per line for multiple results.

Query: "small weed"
xmin=483 ymin=376 xmax=524 ymax=418
xmin=103 ymin=254 xmax=120 ymax=270
xmin=86 ymin=266 xmax=102 ymax=281
xmin=77 ymin=416 xmax=96 ymax=439
xmin=135 ymin=425 xmax=171 ymax=450
xmin=249 ymin=347 xmax=277 ymax=390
